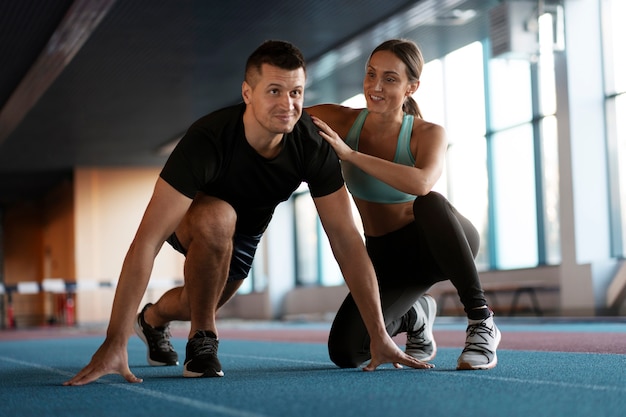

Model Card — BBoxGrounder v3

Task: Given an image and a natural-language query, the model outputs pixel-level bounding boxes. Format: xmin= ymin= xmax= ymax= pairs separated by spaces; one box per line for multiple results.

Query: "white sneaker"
xmin=405 ymin=294 xmax=437 ymax=361
xmin=457 ymin=312 xmax=501 ymax=370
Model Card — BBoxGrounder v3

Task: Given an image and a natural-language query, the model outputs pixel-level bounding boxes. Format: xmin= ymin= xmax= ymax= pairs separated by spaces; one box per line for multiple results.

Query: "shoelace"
xmin=149 ymin=326 xmax=175 ymax=351
xmin=190 ymin=337 xmax=219 ymax=356
xmin=407 ymin=322 xmax=428 ymax=348
xmin=463 ymin=321 xmax=496 ymax=354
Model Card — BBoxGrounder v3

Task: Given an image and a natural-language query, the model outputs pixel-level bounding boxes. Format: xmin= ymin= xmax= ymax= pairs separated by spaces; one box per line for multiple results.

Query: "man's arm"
xmin=313 ymin=187 xmax=433 ymax=370
xmin=64 ymin=178 xmax=192 ymax=386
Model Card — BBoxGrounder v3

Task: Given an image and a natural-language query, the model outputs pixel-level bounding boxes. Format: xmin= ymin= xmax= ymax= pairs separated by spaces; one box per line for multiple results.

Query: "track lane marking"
xmin=0 ymin=356 xmax=269 ymax=417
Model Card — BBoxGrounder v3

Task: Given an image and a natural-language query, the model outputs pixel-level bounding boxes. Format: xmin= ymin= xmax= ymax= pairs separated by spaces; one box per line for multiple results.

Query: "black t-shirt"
xmin=160 ymin=103 xmax=344 ymax=235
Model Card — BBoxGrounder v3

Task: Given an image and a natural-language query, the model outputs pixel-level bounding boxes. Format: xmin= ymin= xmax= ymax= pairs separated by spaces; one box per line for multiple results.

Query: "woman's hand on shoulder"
xmin=305 ymin=104 xmax=359 ymax=136
xmin=311 ymin=115 xmax=355 ymax=161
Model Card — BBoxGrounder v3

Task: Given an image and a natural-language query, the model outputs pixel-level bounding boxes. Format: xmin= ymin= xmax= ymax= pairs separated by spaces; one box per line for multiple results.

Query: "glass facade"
xmin=603 ymin=0 xmax=626 ymax=257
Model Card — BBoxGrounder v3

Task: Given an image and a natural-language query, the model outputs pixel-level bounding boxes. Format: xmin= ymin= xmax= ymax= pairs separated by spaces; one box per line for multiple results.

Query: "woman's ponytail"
xmin=403 ymin=96 xmax=423 ymax=119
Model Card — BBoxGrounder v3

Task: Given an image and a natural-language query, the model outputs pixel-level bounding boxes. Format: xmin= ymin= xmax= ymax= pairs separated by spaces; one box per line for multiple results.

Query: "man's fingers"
xmin=63 ymin=360 xmax=141 ymax=386
xmin=64 ymin=370 xmax=141 ymax=386
xmin=63 ymin=364 xmax=91 ymax=385
xmin=63 ymin=368 xmax=99 ymax=386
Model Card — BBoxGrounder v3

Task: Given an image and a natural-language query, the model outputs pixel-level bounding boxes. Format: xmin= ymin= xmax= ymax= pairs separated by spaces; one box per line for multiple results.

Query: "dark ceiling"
xmin=0 ymin=0 xmax=496 ymax=204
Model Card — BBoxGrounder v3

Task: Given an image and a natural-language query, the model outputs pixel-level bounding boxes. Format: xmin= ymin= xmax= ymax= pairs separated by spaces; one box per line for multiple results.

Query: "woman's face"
xmin=363 ymin=50 xmax=417 ymax=113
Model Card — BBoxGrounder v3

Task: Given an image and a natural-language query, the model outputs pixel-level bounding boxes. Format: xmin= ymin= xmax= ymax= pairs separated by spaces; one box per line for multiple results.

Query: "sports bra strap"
xmin=342 ymin=109 xmax=416 ymax=204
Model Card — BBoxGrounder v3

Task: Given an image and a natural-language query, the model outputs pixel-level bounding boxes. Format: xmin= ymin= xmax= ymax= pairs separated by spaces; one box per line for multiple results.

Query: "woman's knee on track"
xmin=328 ymin=344 xmax=363 ymax=369
xmin=328 ymin=304 xmax=369 ymax=368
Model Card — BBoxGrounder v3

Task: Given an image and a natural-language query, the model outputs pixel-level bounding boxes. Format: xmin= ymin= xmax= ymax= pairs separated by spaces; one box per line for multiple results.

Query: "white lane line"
xmin=443 ymin=371 xmax=626 ymax=394
xmin=225 ymin=353 xmax=626 ymax=394
xmin=221 ymin=353 xmax=330 ymax=366
xmin=0 ymin=356 xmax=269 ymax=417
xmin=100 ymin=384 xmax=269 ymax=417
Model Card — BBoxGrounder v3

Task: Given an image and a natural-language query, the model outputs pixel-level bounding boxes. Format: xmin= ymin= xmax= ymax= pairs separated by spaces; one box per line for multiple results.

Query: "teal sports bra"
xmin=342 ymin=109 xmax=416 ymax=204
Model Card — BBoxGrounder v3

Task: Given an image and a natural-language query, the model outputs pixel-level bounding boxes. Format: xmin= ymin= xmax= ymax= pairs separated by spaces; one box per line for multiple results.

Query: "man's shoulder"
xmin=185 ymin=103 xmax=245 ymax=144
xmin=292 ymin=111 xmax=324 ymax=144
xmin=192 ymin=103 xmax=245 ymax=128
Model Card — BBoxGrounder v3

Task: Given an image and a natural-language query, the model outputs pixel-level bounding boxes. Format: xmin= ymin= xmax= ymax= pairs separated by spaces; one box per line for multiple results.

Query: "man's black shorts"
xmin=166 ymin=232 xmax=261 ymax=281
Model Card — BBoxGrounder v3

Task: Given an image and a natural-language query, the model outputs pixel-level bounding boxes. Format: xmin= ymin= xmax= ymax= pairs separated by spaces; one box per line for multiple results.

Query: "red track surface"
xmin=1 ymin=323 xmax=624 ymax=354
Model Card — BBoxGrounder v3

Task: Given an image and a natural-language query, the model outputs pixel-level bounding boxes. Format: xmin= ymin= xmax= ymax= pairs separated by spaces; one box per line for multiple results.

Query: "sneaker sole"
xmin=183 ymin=363 xmax=224 ymax=378
xmin=409 ymin=347 xmax=437 ymax=362
xmin=133 ymin=318 xmax=179 ymax=367
xmin=457 ymin=354 xmax=498 ymax=370
xmin=421 ymin=294 xmax=437 ymax=360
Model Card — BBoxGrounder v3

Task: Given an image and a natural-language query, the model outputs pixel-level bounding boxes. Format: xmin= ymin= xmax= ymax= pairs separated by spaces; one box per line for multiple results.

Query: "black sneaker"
xmin=183 ymin=330 xmax=224 ymax=378
xmin=134 ymin=303 xmax=179 ymax=366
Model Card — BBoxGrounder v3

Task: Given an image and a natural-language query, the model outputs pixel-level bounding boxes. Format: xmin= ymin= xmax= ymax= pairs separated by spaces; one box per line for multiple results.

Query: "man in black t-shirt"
xmin=65 ymin=40 xmax=432 ymax=386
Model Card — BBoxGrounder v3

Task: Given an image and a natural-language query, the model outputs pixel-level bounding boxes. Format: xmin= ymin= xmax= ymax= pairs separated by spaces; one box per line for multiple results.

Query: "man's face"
xmin=242 ymin=63 xmax=305 ymax=136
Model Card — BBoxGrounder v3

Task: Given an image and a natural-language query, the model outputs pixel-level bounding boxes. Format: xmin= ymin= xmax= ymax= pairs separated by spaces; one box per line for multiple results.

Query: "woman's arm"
xmin=312 ymin=116 xmax=447 ymax=196
xmin=306 ymin=104 xmax=358 ymax=137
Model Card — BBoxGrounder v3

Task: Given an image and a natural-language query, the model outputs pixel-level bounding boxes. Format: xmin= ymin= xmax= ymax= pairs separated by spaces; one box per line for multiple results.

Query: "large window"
xmin=418 ymin=28 xmax=559 ymax=271
xmin=490 ymin=11 xmax=560 ymax=269
xmin=486 ymin=44 xmax=545 ymax=269
xmin=293 ymin=191 xmax=321 ymax=286
xmin=293 ymin=189 xmax=345 ymax=287
xmin=490 ymin=124 xmax=538 ymax=268
xmin=237 ymin=239 xmax=267 ymax=294
xmin=536 ymin=12 xmax=561 ymax=265
xmin=429 ymin=42 xmax=490 ymax=269
xmin=602 ymin=0 xmax=626 ymax=257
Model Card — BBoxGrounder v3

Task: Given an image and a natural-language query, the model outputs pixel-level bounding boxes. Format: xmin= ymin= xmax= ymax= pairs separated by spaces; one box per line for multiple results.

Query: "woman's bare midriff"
xmin=355 ymin=198 xmax=415 ymax=237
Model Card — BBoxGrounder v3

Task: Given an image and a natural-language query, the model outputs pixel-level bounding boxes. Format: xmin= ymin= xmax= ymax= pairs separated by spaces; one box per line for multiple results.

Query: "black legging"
xmin=328 ymin=191 xmax=486 ymax=368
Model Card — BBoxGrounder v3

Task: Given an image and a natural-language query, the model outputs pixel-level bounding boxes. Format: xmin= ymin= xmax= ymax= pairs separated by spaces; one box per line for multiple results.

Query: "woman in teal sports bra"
xmin=307 ymin=39 xmax=501 ymax=371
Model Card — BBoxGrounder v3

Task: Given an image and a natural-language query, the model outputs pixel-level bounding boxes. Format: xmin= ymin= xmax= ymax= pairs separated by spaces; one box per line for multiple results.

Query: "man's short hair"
xmin=245 ymin=40 xmax=306 ymax=84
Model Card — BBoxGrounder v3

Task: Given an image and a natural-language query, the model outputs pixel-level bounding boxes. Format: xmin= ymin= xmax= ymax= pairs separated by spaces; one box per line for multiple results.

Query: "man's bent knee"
xmin=176 ymin=195 xmax=237 ymax=249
